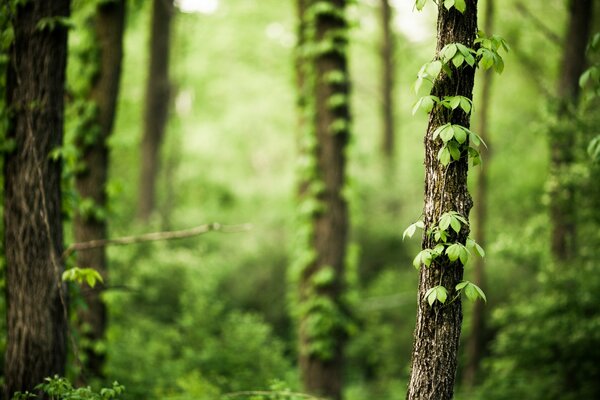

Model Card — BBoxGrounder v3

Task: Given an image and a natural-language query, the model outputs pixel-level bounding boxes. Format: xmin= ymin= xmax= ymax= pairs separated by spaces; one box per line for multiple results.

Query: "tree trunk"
xmin=137 ymin=0 xmax=173 ymax=222
xmin=380 ymin=0 xmax=395 ymax=159
xmin=73 ymin=0 xmax=125 ymax=382
xmin=463 ymin=0 xmax=493 ymax=388
xmin=549 ymin=0 xmax=593 ymax=262
xmin=3 ymin=0 xmax=70 ymax=397
xmin=407 ymin=2 xmax=477 ymax=399
xmin=296 ymin=1 xmax=350 ymax=399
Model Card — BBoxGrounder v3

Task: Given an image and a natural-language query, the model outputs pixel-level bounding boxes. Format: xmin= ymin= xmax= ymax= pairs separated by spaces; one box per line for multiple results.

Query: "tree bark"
xmin=463 ymin=0 xmax=493 ymax=389
xmin=549 ymin=0 xmax=593 ymax=262
xmin=407 ymin=2 xmax=477 ymax=399
xmin=73 ymin=0 xmax=125 ymax=382
xmin=3 ymin=0 xmax=70 ymax=397
xmin=380 ymin=0 xmax=395 ymax=160
xmin=137 ymin=0 xmax=173 ymax=222
xmin=297 ymin=1 xmax=350 ymax=399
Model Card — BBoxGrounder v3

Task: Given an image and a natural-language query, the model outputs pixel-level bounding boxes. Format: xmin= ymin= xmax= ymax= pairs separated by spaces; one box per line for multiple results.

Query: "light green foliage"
xmin=62 ymin=267 xmax=104 ymax=288
xmin=12 ymin=376 xmax=124 ymax=400
xmin=425 ymin=285 xmax=448 ymax=306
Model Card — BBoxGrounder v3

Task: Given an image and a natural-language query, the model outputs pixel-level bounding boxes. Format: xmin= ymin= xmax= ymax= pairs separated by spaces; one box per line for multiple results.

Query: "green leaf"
xmin=454 ymin=0 xmax=466 ymax=13
xmin=459 ymin=246 xmax=470 ymax=264
xmin=448 ymin=141 xmax=461 ymax=161
xmin=413 ymin=249 xmax=433 ymax=269
xmin=403 ymin=220 xmax=425 ymax=240
xmin=433 ymin=123 xmax=451 ymax=140
xmin=426 ymin=60 xmax=442 ymax=78
xmin=459 ymin=97 xmax=472 ymax=113
xmin=449 ymin=96 xmax=461 ymax=109
xmin=457 ymin=281 xmax=487 ymax=302
xmin=453 ymin=125 xmax=467 ymax=143
xmin=452 ymin=53 xmax=465 ymax=68
xmin=440 ymin=125 xmax=454 ymax=142
xmin=439 ymin=214 xmax=452 ymax=231
xmin=442 ymin=44 xmax=458 ymax=62
xmin=450 ymin=216 xmax=461 ymax=233
xmin=425 ymin=287 xmax=437 ymax=306
xmin=439 ymin=147 xmax=451 ymax=166
xmin=415 ymin=0 xmax=428 ymax=11
xmin=443 ymin=0 xmax=455 ymax=11
xmin=446 ymin=243 xmax=462 ymax=261
xmin=436 ymin=286 xmax=448 ymax=304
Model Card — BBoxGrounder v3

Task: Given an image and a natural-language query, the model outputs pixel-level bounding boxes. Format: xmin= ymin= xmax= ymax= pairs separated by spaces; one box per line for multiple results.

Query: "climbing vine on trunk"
xmin=404 ymin=1 xmax=507 ymax=398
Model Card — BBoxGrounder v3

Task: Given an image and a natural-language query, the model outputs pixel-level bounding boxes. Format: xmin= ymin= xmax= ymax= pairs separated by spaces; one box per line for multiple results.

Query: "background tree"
xmin=463 ymin=0 xmax=494 ymax=388
xmin=380 ymin=0 xmax=395 ymax=160
xmin=407 ymin=1 xmax=480 ymax=399
xmin=137 ymin=0 xmax=174 ymax=222
xmin=293 ymin=0 xmax=352 ymax=399
xmin=548 ymin=0 xmax=593 ymax=262
xmin=3 ymin=0 xmax=70 ymax=396
xmin=72 ymin=0 xmax=125 ymax=382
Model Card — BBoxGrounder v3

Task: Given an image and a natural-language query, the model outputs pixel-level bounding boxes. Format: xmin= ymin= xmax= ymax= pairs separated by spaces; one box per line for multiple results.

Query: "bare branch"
xmin=62 ymin=222 xmax=252 ymax=259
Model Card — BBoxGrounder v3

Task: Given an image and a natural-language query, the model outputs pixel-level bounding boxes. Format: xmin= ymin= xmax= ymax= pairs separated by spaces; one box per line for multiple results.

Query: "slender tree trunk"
xmin=549 ymin=0 xmax=592 ymax=262
xmin=380 ymin=0 xmax=395 ymax=160
xmin=463 ymin=0 xmax=493 ymax=388
xmin=296 ymin=1 xmax=351 ymax=399
xmin=73 ymin=0 xmax=125 ymax=382
xmin=137 ymin=0 xmax=173 ymax=221
xmin=3 ymin=0 xmax=70 ymax=397
xmin=407 ymin=2 xmax=477 ymax=399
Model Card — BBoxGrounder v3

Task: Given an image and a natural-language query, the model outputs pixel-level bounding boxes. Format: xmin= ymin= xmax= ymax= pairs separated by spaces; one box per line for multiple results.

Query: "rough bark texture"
xmin=380 ymin=0 xmax=395 ymax=159
xmin=137 ymin=0 xmax=173 ymax=221
xmin=549 ymin=0 xmax=593 ymax=262
xmin=298 ymin=1 xmax=350 ymax=399
xmin=407 ymin=2 xmax=477 ymax=399
xmin=463 ymin=0 xmax=493 ymax=388
xmin=73 ymin=0 xmax=125 ymax=382
xmin=3 ymin=0 xmax=70 ymax=397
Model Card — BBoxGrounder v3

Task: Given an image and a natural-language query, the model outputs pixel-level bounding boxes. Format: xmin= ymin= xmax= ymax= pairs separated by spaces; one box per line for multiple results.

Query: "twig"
xmin=62 ymin=222 xmax=252 ymax=259
xmin=515 ymin=2 xmax=562 ymax=47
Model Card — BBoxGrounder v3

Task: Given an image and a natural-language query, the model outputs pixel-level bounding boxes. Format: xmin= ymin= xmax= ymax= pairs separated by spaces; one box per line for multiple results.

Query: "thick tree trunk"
xmin=463 ymin=0 xmax=493 ymax=388
xmin=137 ymin=0 xmax=173 ymax=221
xmin=407 ymin=2 xmax=477 ymax=399
xmin=297 ymin=1 xmax=350 ymax=399
xmin=549 ymin=0 xmax=593 ymax=262
xmin=3 ymin=0 xmax=70 ymax=397
xmin=380 ymin=0 xmax=395 ymax=159
xmin=73 ymin=0 xmax=125 ymax=382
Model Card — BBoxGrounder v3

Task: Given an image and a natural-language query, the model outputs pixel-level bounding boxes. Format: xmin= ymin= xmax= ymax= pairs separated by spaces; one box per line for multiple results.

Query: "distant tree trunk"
xmin=137 ymin=0 xmax=173 ymax=221
xmin=549 ymin=0 xmax=593 ymax=262
xmin=73 ymin=0 xmax=125 ymax=382
xmin=3 ymin=0 xmax=70 ymax=397
xmin=380 ymin=0 xmax=395 ymax=159
xmin=407 ymin=2 xmax=477 ymax=400
xmin=463 ymin=0 xmax=493 ymax=388
xmin=295 ymin=1 xmax=351 ymax=399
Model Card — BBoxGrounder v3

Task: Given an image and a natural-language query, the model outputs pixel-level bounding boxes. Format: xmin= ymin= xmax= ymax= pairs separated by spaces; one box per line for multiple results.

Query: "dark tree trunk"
xmin=549 ymin=0 xmax=593 ymax=262
xmin=73 ymin=0 xmax=125 ymax=382
xmin=463 ymin=0 xmax=494 ymax=388
xmin=137 ymin=0 xmax=173 ymax=221
xmin=380 ymin=0 xmax=395 ymax=159
xmin=407 ymin=2 xmax=477 ymax=399
xmin=3 ymin=0 xmax=70 ymax=397
xmin=297 ymin=1 xmax=350 ymax=399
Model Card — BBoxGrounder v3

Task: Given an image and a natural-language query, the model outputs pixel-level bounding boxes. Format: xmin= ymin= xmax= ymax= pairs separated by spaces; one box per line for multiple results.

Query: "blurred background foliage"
xmin=2 ymin=0 xmax=600 ymax=398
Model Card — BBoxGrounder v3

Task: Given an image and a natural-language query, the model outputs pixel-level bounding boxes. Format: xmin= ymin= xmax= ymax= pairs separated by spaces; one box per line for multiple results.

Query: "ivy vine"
xmin=291 ymin=0 xmax=355 ymax=361
xmin=405 ymin=0 xmax=509 ymax=307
